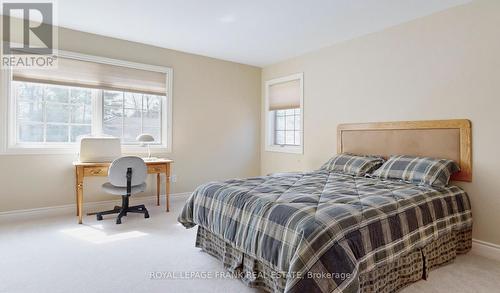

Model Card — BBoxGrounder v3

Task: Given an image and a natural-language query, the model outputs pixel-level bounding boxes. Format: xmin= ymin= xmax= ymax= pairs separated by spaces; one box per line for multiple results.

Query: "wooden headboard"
xmin=337 ymin=119 xmax=472 ymax=182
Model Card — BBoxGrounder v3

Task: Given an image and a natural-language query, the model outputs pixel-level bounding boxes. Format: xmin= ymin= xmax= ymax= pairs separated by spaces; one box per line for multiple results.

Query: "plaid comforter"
xmin=178 ymin=170 xmax=472 ymax=293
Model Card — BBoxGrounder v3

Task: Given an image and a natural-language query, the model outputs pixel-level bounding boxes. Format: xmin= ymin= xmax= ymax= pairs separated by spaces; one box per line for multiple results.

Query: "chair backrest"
xmin=108 ymin=156 xmax=147 ymax=187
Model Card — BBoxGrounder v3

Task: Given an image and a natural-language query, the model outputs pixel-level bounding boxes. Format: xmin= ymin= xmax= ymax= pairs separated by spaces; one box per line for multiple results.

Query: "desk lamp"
xmin=136 ymin=133 xmax=156 ymax=161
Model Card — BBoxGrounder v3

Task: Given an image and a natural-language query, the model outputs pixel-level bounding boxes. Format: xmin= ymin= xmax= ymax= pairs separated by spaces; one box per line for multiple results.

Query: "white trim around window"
xmin=264 ymin=73 xmax=304 ymax=154
xmin=0 ymin=50 xmax=173 ymax=155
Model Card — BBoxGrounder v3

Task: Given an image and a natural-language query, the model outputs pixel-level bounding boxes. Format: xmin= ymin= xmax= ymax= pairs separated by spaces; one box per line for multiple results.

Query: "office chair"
xmin=96 ymin=156 xmax=150 ymax=224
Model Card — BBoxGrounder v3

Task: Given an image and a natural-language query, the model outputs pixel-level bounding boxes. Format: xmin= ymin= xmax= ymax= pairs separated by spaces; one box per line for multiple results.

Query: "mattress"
xmin=178 ymin=170 xmax=473 ymax=293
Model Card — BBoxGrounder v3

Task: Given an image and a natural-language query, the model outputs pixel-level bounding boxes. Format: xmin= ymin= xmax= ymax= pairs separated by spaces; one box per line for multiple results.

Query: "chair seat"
xmin=102 ymin=182 xmax=147 ymax=195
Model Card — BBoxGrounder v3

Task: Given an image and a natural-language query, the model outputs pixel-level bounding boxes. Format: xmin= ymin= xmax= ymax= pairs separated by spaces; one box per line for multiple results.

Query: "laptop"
xmin=79 ymin=137 xmax=122 ymax=163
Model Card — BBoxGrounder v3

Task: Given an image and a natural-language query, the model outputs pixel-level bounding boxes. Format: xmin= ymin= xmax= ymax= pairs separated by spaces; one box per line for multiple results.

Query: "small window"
xmin=274 ymin=108 xmax=301 ymax=146
xmin=265 ymin=73 xmax=303 ymax=154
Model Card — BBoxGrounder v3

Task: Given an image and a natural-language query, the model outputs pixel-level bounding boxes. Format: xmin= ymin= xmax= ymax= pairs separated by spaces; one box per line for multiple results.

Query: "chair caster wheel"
xmin=96 ymin=214 xmax=103 ymax=221
xmin=145 ymin=213 xmax=150 ymax=219
xmin=116 ymin=219 xmax=122 ymax=224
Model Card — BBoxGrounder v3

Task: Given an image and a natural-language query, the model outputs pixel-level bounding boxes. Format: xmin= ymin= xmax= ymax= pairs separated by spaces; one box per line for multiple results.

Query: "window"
xmin=102 ymin=91 xmax=162 ymax=144
xmin=265 ymin=73 xmax=303 ymax=154
xmin=274 ymin=108 xmax=301 ymax=146
xmin=4 ymin=51 xmax=172 ymax=154
xmin=14 ymin=82 xmax=93 ymax=144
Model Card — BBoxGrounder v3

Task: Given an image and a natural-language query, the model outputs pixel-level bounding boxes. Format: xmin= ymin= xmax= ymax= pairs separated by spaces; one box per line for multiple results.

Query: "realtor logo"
xmin=1 ymin=1 xmax=57 ymax=68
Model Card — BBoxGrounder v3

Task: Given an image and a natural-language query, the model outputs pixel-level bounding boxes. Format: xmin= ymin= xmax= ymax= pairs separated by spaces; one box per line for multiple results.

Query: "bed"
xmin=178 ymin=119 xmax=473 ymax=293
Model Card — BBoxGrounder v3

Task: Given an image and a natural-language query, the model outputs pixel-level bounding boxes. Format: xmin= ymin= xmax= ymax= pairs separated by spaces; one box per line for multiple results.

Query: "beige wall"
xmin=0 ymin=26 xmax=261 ymax=211
xmin=261 ymin=0 xmax=500 ymax=245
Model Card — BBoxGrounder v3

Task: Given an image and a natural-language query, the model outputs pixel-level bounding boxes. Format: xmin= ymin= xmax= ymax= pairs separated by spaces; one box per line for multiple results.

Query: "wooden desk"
xmin=73 ymin=159 xmax=173 ymax=224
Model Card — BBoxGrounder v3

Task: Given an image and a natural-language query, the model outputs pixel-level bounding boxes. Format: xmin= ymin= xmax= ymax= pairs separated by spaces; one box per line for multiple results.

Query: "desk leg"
xmin=166 ymin=163 xmax=170 ymax=212
xmin=156 ymin=173 xmax=160 ymax=206
xmin=76 ymin=166 xmax=84 ymax=224
xmin=75 ymin=167 xmax=79 ymax=216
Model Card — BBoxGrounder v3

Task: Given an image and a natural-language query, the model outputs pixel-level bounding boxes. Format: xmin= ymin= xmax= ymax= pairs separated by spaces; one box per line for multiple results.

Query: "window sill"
xmin=265 ymin=145 xmax=303 ymax=154
xmin=1 ymin=144 xmax=172 ymax=156
xmin=121 ymin=145 xmax=171 ymax=155
xmin=1 ymin=144 xmax=80 ymax=155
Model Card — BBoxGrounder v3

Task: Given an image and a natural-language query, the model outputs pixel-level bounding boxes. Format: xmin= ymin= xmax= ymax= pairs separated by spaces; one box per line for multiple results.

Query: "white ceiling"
xmin=52 ymin=0 xmax=471 ymax=67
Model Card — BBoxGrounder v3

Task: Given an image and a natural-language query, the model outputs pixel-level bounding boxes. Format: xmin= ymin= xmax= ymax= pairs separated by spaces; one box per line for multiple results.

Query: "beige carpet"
xmin=1 ymin=195 xmax=499 ymax=293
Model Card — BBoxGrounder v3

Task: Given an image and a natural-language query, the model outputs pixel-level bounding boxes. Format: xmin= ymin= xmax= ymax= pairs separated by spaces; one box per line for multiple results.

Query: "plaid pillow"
xmin=371 ymin=155 xmax=460 ymax=187
xmin=321 ymin=153 xmax=385 ymax=176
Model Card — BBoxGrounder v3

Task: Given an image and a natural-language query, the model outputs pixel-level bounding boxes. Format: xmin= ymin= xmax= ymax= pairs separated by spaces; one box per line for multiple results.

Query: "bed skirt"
xmin=195 ymin=226 xmax=472 ymax=293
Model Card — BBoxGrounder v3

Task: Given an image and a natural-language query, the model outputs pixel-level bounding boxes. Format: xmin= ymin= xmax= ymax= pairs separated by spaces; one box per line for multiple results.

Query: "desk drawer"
xmin=148 ymin=164 xmax=166 ymax=174
xmin=84 ymin=166 xmax=109 ymax=177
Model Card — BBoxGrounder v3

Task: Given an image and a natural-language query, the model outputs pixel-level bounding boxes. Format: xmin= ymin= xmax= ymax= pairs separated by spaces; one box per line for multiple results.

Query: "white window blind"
xmin=268 ymin=79 xmax=301 ymax=111
xmin=12 ymin=56 xmax=167 ymax=96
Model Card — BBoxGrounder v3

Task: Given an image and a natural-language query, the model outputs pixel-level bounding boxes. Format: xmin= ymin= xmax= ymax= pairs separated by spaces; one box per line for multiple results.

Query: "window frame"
xmin=0 ymin=50 xmax=173 ymax=155
xmin=264 ymin=73 xmax=304 ymax=154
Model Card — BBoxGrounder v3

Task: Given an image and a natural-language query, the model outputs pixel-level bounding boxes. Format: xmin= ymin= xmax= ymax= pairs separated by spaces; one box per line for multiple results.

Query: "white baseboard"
xmin=0 ymin=192 xmax=192 ymax=218
xmin=471 ymin=239 xmax=500 ymax=262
